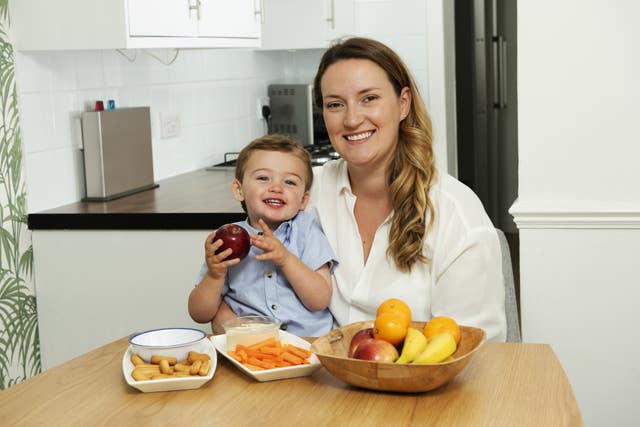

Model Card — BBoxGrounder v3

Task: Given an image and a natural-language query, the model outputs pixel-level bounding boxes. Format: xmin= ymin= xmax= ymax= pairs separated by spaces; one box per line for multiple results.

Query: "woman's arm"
xmin=432 ymin=227 xmax=507 ymax=342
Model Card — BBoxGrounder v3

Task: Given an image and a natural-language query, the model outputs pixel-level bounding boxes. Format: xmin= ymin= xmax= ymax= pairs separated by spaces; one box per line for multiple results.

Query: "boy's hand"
xmin=204 ymin=230 xmax=241 ymax=280
xmin=251 ymin=219 xmax=293 ymax=267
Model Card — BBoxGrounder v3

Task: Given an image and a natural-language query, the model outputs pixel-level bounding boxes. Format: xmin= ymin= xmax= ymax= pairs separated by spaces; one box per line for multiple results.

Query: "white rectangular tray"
xmin=211 ymin=330 xmax=321 ymax=382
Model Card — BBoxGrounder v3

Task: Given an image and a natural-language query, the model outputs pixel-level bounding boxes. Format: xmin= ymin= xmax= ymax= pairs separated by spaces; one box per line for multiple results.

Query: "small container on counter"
xmin=222 ymin=315 xmax=282 ymax=349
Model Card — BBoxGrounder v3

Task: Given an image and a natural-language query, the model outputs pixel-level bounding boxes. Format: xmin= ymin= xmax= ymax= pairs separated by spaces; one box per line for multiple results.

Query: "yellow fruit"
xmin=423 ymin=316 xmax=461 ymax=345
xmin=395 ymin=327 xmax=428 ymax=364
xmin=412 ymin=333 xmax=457 ymax=364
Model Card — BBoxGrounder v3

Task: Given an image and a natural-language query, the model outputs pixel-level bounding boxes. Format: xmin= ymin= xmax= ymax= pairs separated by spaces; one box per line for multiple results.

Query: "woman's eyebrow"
xmin=324 ymin=87 xmax=381 ymax=99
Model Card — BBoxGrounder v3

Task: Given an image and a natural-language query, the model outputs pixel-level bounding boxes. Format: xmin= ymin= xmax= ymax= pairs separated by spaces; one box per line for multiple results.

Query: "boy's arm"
xmin=188 ymin=230 xmax=240 ymax=323
xmin=188 ymin=272 xmax=225 ymax=323
xmin=211 ymin=301 xmax=238 ymax=335
xmin=251 ymin=219 xmax=332 ymax=312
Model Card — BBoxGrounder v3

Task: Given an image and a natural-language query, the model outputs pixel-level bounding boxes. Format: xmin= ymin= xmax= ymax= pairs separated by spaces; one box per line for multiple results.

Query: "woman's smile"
xmin=344 ymin=130 xmax=375 ymax=143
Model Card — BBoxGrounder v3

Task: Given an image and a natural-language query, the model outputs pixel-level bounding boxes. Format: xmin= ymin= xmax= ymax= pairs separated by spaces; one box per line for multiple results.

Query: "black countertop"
xmin=28 ymin=169 xmax=246 ymax=230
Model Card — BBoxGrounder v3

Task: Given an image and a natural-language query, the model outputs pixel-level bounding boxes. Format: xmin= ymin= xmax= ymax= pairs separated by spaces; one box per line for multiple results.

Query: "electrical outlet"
xmin=256 ymin=96 xmax=270 ymax=119
xmin=160 ymin=112 xmax=181 ymax=139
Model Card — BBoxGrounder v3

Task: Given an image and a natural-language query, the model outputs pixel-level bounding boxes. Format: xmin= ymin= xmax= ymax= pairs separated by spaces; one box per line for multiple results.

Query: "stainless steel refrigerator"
xmin=455 ymin=0 xmax=518 ymax=234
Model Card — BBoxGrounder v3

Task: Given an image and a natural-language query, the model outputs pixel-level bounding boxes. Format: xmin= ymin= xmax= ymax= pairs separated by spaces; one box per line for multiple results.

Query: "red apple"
xmin=348 ymin=327 xmax=374 ymax=357
xmin=214 ymin=223 xmax=251 ymax=260
xmin=352 ymin=338 xmax=399 ymax=362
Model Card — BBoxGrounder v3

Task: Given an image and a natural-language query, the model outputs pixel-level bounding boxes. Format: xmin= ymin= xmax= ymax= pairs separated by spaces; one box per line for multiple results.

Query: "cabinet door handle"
xmin=254 ymin=0 xmax=264 ymax=24
xmin=327 ymin=0 xmax=335 ymax=29
xmin=492 ymin=35 xmax=507 ymax=109
xmin=189 ymin=0 xmax=201 ymax=21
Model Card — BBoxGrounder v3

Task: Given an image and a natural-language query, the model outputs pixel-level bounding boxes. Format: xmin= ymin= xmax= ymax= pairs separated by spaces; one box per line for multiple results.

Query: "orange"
xmin=423 ymin=316 xmax=461 ymax=345
xmin=373 ymin=312 xmax=408 ymax=346
xmin=376 ymin=298 xmax=412 ymax=329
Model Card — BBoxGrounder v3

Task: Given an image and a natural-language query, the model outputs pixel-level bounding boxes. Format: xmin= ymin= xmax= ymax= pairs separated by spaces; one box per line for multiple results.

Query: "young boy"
xmin=188 ymin=135 xmax=336 ymax=337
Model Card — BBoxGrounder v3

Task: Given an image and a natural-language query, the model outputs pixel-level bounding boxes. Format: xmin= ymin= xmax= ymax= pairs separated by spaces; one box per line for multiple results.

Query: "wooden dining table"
xmin=0 ymin=335 xmax=582 ymax=426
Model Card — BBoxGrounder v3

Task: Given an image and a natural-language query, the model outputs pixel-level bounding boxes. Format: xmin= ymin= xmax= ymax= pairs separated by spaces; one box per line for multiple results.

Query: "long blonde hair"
xmin=313 ymin=37 xmax=436 ymax=272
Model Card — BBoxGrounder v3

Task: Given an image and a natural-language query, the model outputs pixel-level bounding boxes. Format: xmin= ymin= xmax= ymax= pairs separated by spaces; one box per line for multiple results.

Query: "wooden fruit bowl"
xmin=310 ymin=321 xmax=486 ymax=393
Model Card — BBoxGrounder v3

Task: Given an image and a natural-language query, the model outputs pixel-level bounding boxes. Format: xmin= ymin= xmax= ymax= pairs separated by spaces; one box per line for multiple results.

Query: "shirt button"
xmin=280 ymin=324 xmax=288 ymax=331
xmin=271 ymin=304 xmax=278 ymax=311
xmin=267 ymin=271 xmax=273 ymax=278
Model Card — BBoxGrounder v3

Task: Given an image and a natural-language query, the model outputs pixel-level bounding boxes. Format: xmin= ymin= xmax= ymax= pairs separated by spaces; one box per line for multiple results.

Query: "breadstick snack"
xmin=130 ymin=353 xmax=212 ymax=382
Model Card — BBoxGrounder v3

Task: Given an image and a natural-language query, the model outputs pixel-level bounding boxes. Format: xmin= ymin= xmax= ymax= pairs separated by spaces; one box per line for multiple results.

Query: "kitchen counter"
xmin=28 ymin=169 xmax=246 ymax=230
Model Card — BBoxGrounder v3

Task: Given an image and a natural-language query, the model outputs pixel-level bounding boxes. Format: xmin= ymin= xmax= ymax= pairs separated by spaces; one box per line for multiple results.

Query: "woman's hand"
xmin=250 ymin=219 xmax=293 ymax=268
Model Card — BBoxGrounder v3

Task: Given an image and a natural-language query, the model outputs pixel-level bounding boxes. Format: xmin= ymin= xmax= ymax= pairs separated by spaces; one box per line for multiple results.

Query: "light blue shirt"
xmin=197 ymin=211 xmax=337 ymax=337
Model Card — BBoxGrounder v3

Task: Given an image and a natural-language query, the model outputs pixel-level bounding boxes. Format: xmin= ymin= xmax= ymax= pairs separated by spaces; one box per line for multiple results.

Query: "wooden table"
xmin=0 ymin=337 xmax=582 ymax=426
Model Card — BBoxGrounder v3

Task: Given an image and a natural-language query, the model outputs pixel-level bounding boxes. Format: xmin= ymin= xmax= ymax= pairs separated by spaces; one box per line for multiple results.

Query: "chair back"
xmin=496 ymin=228 xmax=521 ymax=342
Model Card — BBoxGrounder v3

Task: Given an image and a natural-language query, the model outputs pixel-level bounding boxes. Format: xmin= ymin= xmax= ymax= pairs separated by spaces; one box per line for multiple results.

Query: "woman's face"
xmin=320 ymin=59 xmax=411 ymax=169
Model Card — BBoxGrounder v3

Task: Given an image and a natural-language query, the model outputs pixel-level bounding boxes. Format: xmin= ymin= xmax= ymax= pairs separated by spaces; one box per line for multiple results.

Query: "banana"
xmin=412 ymin=332 xmax=457 ymax=364
xmin=395 ymin=327 xmax=428 ymax=364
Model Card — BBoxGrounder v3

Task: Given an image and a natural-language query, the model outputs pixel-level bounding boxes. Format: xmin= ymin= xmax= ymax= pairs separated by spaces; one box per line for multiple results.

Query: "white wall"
xmin=512 ymin=1 xmax=640 ymax=426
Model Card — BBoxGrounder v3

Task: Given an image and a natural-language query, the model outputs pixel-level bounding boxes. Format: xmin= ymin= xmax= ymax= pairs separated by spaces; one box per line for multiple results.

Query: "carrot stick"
xmin=227 ymin=350 xmax=243 ymax=363
xmin=247 ymin=337 xmax=279 ymax=350
xmin=230 ymin=338 xmax=312 ymax=370
xmin=248 ymin=357 xmax=276 ymax=369
xmin=244 ymin=363 xmax=264 ymax=371
xmin=284 ymin=344 xmax=312 ymax=359
xmin=258 ymin=346 xmax=283 ymax=356
xmin=281 ymin=352 xmax=304 ymax=365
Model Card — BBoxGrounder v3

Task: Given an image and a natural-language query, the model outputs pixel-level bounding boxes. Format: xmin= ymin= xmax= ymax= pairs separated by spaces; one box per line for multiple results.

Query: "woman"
xmin=308 ymin=37 xmax=506 ymax=341
xmin=213 ymin=37 xmax=506 ymax=341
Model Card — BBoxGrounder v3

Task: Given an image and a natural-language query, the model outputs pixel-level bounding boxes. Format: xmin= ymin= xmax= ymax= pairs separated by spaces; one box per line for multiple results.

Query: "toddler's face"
xmin=232 ymin=150 xmax=310 ymax=231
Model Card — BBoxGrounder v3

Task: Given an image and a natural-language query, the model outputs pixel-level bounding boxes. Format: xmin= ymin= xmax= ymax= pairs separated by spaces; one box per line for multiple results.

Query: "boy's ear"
xmin=299 ymin=191 xmax=310 ymax=210
xmin=231 ymin=179 xmax=245 ymax=202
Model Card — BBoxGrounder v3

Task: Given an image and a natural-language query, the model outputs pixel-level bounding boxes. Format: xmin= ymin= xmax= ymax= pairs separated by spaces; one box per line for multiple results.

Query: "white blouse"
xmin=308 ymin=160 xmax=507 ymax=342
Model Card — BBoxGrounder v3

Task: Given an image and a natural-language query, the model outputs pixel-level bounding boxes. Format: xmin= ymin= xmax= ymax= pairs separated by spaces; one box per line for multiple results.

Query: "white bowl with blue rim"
xmin=129 ymin=327 xmax=208 ymax=363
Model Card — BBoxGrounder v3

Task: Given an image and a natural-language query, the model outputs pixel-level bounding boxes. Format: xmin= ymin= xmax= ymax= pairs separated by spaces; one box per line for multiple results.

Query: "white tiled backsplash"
xmin=15 ymin=48 xmax=324 ymax=213
xmin=15 ymin=0 xmax=429 ymax=214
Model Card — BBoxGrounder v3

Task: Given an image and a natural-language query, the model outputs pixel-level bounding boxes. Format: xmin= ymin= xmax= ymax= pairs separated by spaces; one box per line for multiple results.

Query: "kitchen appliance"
xmin=81 ymin=107 xmax=158 ymax=201
xmin=207 ymin=84 xmax=338 ymax=170
xmin=268 ymin=83 xmax=339 ymax=165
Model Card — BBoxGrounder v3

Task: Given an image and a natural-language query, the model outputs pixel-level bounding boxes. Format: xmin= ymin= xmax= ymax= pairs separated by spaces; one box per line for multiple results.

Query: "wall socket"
xmin=160 ymin=112 xmax=181 ymax=139
xmin=256 ymin=96 xmax=270 ymax=119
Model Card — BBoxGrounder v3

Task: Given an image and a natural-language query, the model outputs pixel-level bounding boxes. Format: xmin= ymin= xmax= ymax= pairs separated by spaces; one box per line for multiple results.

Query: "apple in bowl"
xmin=352 ymin=338 xmax=399 ymax=363
xmin=214 ymin=223 xmax=251 ymax=260
xmin=348 ymin=327 xmax=374 ymax=357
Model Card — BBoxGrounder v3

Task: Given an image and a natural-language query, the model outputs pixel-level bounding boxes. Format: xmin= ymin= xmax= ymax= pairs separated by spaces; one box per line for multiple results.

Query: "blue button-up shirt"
xmin=197 ymin=211 xmax=337 ymax=337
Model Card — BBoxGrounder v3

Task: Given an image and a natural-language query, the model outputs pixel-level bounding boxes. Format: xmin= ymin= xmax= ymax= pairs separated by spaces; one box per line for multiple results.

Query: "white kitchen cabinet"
xmin=261 ymin=0 xmax=355 ymax=50
xmin=10 ymin=0 xmax=262 ymax=51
